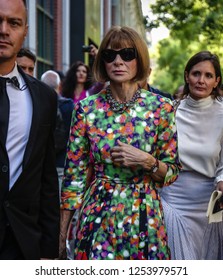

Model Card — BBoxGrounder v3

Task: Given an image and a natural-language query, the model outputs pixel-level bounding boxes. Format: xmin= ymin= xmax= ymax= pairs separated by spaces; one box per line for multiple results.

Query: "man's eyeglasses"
xmin=101 ymin=48 xmax=137 ymax=63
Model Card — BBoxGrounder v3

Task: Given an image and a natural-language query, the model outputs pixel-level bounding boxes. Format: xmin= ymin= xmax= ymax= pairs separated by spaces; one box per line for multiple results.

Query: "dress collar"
xmin=185 ymin=95 xmax=214 ymax=108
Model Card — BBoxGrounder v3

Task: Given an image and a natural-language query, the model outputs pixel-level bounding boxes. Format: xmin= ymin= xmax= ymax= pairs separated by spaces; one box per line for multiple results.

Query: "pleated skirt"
xmin=160 ymin=171 xmax=223 ymax=260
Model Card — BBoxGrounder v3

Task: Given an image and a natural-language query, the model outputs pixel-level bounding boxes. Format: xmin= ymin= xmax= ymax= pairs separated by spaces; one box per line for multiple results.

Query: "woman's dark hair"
xmin=61 ymin=61 xmax=92 ymax=99
xmin=183 ymin=51 xmax=222 ymax=100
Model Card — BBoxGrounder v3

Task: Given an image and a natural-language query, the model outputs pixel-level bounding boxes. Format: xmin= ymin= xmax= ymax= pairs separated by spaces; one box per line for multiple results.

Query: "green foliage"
xmin=151 ymin=38 xmax=190 ymax=94
xmin=146 ymin=0 xmax=223 ymax=92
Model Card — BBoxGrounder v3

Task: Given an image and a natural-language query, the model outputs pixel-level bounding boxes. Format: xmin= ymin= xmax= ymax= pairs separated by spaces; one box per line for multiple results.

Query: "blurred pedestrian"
xmin=0 ymin=0 xmax=59 ymax=260
xmin=59 ymin=25 xmax=180 ymax=260
xmin=41 ymin=70 xmax=61 ymax=93
xmin=173 ymin=84 xmax=184 ymax=101
xmin=16 ymin=47 xmax=36 ymax=76
xmin=55 ymin=70 xmax=65 ymax=95
xmin=61 ymin=61 xmax=92 ymax=103
xmin=40 ymin=70 xmax=73 ymax=192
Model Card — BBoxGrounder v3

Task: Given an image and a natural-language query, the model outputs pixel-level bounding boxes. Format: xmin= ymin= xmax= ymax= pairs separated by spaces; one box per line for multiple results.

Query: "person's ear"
xmin=214 ymin=76 xmax=220 ymax=88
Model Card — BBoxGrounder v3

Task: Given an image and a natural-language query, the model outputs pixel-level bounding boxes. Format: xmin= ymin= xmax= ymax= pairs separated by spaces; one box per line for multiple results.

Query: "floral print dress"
xmin=61 ymin=89 xmax=180 ymax=260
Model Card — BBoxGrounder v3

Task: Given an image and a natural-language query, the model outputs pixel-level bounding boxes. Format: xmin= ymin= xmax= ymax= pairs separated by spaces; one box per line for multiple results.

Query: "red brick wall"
xmin=54 ymin=0 xmax=63 ymax=70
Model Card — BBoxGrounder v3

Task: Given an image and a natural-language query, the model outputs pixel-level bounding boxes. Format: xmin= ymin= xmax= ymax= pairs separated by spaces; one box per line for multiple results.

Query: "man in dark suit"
xmin=0 ymin=0 xmax=60 ymax=259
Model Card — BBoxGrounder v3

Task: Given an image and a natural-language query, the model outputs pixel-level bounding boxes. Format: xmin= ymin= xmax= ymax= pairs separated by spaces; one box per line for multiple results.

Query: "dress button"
xmin=2 ymin=165 xmax=8 ymax=173
xmin=139 ymin=231 xmax=146 ymax=240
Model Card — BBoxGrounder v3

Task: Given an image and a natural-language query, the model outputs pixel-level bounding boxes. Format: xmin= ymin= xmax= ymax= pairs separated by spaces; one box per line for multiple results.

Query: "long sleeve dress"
xmin=160 ymin=95 xmax=223 ymax=259
xmin=61 ymin=89 xmax=180 ymax=260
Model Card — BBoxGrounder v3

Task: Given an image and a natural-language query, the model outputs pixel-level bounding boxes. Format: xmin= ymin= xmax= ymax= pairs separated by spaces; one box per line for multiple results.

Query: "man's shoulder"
xmin=58 ymin=95 xmax=73 ymax=104
xmin=58 ymin=96 xmax=74 ymax=114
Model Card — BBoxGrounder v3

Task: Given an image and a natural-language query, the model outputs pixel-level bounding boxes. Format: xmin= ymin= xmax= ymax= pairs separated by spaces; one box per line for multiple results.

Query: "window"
xmin=37 ymin=0 xmax=54 ymax=77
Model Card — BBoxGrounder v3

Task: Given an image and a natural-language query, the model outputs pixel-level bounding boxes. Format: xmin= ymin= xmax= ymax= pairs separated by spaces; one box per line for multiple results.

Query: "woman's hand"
xmin=110 ymin=140 xmax=167 ymax=182
xmin=110 ymin=140 xmax=153 ymax=168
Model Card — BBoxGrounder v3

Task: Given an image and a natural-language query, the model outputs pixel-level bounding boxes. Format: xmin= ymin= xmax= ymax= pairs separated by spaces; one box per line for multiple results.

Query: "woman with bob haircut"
xmin=160 ymin=51 xmax=223 ymax=259
xmin=59 ymin=26 xmax=180 ymax=260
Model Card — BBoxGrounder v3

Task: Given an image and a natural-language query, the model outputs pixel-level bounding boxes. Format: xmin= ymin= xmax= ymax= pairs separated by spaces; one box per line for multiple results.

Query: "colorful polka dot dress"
xmin=61 ymin=89 xmax=180 ymax=260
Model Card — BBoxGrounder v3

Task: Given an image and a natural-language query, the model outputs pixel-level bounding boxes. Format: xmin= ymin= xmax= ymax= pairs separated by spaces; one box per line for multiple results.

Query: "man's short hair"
xmin=17 ymin=48 xmax=36 ymax=63
xmin=41 ymin=70 xmax=61 ymax=91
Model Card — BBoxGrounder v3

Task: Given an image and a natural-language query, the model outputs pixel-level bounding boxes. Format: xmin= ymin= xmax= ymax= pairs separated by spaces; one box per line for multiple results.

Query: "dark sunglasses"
xmin=101 ymin=48 xmax=137 ymax=63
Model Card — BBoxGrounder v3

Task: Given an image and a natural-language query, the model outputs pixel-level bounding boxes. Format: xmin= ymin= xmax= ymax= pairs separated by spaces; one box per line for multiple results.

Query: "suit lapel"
xmin=0 ymin=79 xmax=10 ymax=151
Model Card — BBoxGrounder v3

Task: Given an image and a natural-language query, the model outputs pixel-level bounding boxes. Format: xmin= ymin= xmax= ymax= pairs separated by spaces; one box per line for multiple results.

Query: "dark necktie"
xmin=1 ymin=76 xmax=27 ymax=91
xmin=7 ymin=76 xmax=20 ymax=89
xmin=0 ymin=77 xmax=10 ymax=144
xmin=6 ymin=76 xmax=27 ymax=90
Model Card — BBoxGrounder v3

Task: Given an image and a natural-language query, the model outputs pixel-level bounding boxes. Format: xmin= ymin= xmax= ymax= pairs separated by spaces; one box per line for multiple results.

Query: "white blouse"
xmin=176 ymin=95 xmax=223 ymax=185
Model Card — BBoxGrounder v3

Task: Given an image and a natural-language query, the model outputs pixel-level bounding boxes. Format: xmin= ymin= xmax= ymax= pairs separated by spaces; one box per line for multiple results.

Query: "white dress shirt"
xmin=3 ymin=64 xmax=33 ymax=189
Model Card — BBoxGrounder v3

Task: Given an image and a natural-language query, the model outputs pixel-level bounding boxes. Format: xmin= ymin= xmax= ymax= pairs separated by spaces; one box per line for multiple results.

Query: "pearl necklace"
xmin=106 ymin=86 xmax=141 ymax=113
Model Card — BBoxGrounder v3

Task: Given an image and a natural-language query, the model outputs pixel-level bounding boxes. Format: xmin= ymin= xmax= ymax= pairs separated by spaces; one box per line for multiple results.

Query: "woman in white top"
xmin=160 ymin=51 xmax=223 ymax=259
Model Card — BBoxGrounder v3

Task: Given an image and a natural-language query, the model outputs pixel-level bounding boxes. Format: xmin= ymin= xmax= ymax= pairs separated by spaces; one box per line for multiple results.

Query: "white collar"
xmin=1 ymin=63 xmax=23 ymax=86
xmin=186 ymin=95 xmax=214 ymax=108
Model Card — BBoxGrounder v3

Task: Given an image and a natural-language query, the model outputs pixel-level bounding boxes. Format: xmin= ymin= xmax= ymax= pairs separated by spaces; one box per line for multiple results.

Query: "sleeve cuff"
xmin=214 ymin=175 xmax=223 ymax=186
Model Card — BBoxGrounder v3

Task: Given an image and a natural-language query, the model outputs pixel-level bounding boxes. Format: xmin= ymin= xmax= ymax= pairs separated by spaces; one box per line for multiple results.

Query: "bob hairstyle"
xmin=183 ymin=51 xmax=222 ymax=100
xmin=93 ymin=26 xmax=150 ymax=83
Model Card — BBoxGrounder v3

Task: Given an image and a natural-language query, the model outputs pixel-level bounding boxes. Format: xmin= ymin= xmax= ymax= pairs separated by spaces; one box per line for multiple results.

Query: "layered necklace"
xmin=106 ymin=86 xmax=141 ymax=113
